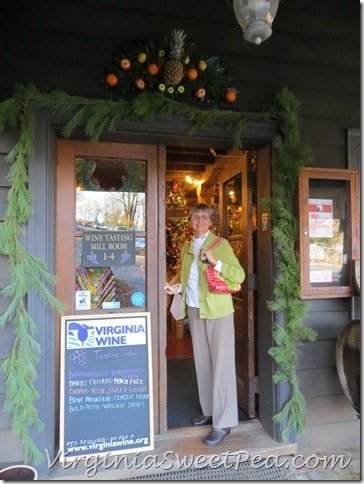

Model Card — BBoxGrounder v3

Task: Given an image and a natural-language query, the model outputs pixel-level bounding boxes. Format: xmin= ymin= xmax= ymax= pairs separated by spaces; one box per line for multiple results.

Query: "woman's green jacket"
xmin=178 ymin=233 xmax=245 ymax=320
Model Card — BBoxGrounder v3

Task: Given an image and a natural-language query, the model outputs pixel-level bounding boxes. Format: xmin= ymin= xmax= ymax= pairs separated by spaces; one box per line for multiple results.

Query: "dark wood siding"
xmin=300 ymin=339 xmax=348 ymax=397
xmin=0 ymin=0 xmax=359 ymax=170
xmin=296 ymin=297 xmax=359 ymax=449
xmin=0 ymin=0 xmax=360 ymax=464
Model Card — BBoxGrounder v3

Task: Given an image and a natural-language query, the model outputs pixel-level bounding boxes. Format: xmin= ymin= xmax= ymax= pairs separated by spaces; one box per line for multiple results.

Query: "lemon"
xmin=138 ymin=52 xmax=147 ymax=63
xmin=198 ymin=60 xmax=207 ymax=71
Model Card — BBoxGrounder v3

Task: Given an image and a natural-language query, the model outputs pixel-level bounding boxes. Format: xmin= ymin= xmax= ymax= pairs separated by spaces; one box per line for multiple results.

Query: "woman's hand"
xmin=163 ymin=283 xmax=180 ymax=295
xmin=200 ymin=247 xmax=218 ymax=266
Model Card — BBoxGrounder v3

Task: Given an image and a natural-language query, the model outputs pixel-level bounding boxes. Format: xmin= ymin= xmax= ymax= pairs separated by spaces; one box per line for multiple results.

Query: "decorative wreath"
xmin=102 ymin=29 xmax=238 ymax=105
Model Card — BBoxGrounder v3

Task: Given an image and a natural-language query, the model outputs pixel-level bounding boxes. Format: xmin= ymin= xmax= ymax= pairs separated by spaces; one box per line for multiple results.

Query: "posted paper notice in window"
xmin=309 ymin=199 xmax=333 ymax=238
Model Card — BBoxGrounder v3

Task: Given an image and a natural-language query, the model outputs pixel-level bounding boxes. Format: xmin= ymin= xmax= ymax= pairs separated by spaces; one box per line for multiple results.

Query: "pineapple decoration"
xmin=163 ymin=29 xmax=187 ymax=86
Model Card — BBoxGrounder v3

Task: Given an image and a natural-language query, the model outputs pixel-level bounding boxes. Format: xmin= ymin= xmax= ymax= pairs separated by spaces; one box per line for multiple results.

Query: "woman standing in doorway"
xmin=164 ymin=203 xmax=245 ymax=445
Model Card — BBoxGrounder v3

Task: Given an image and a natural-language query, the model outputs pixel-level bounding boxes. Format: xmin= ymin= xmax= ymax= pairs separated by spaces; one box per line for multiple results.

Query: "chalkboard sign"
xmin=60 ymin=313 xmax=154 ymax=462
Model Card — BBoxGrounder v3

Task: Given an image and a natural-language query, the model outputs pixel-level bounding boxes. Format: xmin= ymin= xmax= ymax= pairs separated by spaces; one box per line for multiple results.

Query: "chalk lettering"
xmin=94 ymin=350 xmax=120 ymax=361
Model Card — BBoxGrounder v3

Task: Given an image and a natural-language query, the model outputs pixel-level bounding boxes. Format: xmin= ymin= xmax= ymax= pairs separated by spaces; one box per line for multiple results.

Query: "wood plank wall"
xmin=0 ymin=0 xmax=360 ymax=462
xmin=0 ymin=0 xmax=360 ymax=166
xmin=0 ymin=0 xmax=360 ymax=200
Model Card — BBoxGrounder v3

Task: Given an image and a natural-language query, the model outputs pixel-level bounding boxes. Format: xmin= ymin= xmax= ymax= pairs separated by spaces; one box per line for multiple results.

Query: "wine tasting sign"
xmin=59 ymin=313 xmax=154 ymax=461
xmin=82 ymin=231 xmax=135 ymax=267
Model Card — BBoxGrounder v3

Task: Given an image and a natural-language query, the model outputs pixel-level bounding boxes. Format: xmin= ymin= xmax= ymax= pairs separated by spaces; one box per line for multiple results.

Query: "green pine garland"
xmin=264 ymin=87 xmax=317 ymax=441
xmin=0 ymin=101 xmax=67 ymax=463
xmin=0 ymin=83 xmax=315 ymax=462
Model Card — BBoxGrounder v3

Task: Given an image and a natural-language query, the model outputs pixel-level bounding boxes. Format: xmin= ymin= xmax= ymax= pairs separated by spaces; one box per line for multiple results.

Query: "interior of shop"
xmin=165 ymin=146 xmax=210 ymax=427
xmin=164 ymin=145 xmax=250 ymax=427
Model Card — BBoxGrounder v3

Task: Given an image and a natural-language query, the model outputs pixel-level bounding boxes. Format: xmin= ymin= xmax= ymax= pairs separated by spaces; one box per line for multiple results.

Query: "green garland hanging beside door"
xmin=0 ymin=83 xmax=316 ymax=463
xmin=263 ymin=89 xmax=317 ymax=441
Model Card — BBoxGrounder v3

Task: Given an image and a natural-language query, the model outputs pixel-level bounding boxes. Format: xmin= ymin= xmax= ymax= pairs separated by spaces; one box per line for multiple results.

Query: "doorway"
xmin=164 ymin=148 xmax=256 ymax=428
xmin=55 ymin=138 xmax=262 ymax=436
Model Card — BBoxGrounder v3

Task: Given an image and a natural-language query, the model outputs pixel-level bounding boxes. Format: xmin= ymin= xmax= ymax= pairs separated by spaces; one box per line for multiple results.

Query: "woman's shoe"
xmin=191 ymin=415 xmax=212 ymax=426
xmin=203 ymin=427 xmax=231 ymax=445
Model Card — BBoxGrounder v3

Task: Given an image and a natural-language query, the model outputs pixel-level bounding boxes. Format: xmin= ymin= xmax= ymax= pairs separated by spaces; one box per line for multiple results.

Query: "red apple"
xmin=120 ymin=58 xmax=131 ymax=70
xmin=135 ymin=78 xmax=146 ymax=90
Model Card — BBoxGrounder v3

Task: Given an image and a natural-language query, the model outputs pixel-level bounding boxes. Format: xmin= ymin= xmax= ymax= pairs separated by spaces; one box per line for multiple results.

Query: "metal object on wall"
xmin=233 ymin=0 xmax=280 ymax=45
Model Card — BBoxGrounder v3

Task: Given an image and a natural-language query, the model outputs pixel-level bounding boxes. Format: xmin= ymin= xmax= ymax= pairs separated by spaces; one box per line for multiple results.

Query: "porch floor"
xmin=46 ymin=333 xmax=360 ymax=480
xmin=48 ymin=420 xmax=297 ymax=480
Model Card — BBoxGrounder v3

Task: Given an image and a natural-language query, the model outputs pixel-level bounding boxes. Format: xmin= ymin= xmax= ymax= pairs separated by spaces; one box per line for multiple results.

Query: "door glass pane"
xmin=225 ymin=175 xmax=243 ymax=237
xmin=308 ymin=179 xmax=349 ymax=287
xmin=75 ymin=157 xmax=146 ymax=310
xmin=223 ymin=174 xmax=243 ymax=299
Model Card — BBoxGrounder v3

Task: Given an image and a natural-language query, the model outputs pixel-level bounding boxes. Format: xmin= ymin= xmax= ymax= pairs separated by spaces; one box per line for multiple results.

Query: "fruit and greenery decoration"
xmin=103 ymin=29 xmax=238 ymax=105
xmin=0 ymin=82 xmax=316 ymax=463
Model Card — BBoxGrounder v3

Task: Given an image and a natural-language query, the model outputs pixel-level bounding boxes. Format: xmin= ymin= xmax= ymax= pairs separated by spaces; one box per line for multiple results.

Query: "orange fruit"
xmin=147 ymin=63 xmax=159 ymax=75
xmin=186 ymin=68 xmax=198 ymax=80
xmin=225 ymin=90 xmax=237 ymax=102
xmin=105 ymin=73 xmax=118 ymax=87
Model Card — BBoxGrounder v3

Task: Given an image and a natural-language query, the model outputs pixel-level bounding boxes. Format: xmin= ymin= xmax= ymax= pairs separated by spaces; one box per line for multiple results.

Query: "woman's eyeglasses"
xmin=191 ymin=214 xmax=210 ymax=221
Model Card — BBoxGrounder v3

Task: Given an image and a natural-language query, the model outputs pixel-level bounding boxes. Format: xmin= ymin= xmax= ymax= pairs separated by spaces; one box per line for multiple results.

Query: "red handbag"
xmin=204 ymin=238 xmax=241 ymax=294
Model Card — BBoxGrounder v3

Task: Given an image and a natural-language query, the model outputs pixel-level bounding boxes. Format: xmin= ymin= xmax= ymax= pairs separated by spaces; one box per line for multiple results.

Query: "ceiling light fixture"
xmin=232 ymin=0 xmax=280 ymax=45
xmin=186 ymin=175 xmax=202 ymax=186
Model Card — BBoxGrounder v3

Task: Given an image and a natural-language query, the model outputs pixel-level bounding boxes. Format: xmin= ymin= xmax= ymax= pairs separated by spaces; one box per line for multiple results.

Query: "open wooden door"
xmin=55 ymin=140 xmax=166 ymax=434
xmin=218 ymin=150 xmax=256 ymax=418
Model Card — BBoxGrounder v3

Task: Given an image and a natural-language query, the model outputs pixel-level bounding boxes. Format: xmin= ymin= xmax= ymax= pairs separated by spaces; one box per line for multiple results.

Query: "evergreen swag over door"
xmin=0 ymin=83 xmax=316 ymax=463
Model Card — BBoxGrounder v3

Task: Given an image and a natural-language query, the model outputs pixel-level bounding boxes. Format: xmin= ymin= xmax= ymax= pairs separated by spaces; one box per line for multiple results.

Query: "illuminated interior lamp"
xmin=186 ymin=175 xmax=202 ymax=186
xmin=233 ymin=0 xmax=280 ymax=45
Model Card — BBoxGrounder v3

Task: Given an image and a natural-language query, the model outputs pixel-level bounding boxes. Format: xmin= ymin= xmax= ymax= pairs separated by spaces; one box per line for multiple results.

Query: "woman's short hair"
xmin=189 ymin=203 xmax=213 ymax=220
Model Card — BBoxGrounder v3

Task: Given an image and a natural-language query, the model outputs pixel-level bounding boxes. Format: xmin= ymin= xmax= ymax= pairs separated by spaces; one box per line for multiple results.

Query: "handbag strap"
xmin=208 ymin=237 xmax=225 ymax=251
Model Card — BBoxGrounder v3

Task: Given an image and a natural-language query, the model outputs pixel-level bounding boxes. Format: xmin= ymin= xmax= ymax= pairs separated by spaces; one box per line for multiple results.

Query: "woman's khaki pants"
xmin=187 ymin=307 xmax=239 ymax=429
